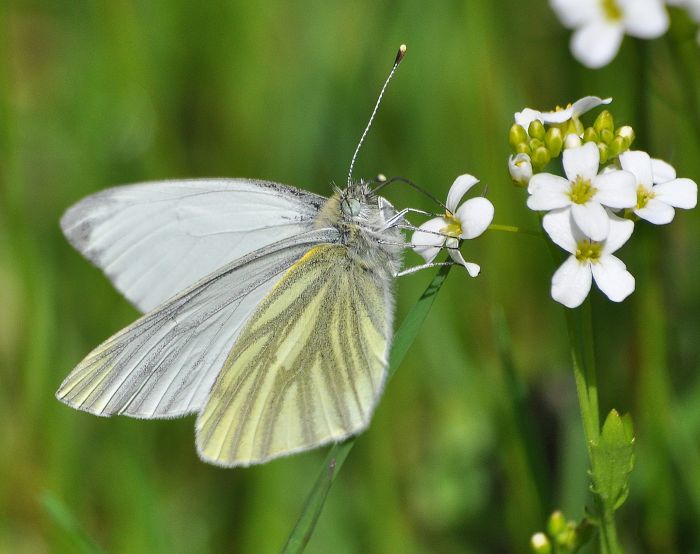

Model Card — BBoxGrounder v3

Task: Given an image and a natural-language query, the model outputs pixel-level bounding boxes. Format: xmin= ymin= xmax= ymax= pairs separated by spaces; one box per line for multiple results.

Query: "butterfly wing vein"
xmin=56 ymin=229 xmax=339 ymax=418
xmin=196 ymin=244 xmax=392 ymax=467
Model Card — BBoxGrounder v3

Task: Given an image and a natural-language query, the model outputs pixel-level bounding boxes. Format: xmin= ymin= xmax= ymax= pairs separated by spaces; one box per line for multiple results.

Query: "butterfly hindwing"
xmin=56 ymin=229 xmax=339 ymax=418
xmin=196 ymin=244 xmax=393 ymax=467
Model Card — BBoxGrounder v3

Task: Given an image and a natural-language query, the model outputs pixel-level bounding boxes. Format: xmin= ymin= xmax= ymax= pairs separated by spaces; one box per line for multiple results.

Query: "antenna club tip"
xmin=395 ymin=44 xmax=407 ymax=64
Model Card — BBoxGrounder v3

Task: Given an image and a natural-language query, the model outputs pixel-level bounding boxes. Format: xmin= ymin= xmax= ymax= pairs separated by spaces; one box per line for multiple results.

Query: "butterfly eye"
xmin=341 ymin=197 xmax=362 ymax=217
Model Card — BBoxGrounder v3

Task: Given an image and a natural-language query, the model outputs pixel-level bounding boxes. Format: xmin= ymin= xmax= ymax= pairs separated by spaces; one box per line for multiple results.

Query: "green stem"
xmin=488 ymin=223 xmax=541 ymax=236
xmin=281 ymin=264 xmax=452 ymax=553
xmin=565 ymin=303 xmax=624 ymax=554
xmin=666 ymin=29 xmax=700 ymax=146
xmin=634 ymin=39 xmax=650 ymax=152
xmin=563 ymin=302 xmax=599 ymax=458
xmin=598 ymin=506 xmax=622 ymax=554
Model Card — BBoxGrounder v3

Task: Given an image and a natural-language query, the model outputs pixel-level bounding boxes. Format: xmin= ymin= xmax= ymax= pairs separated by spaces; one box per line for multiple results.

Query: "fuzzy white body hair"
xmin=313 ymin=182 xmax=404 ymax=279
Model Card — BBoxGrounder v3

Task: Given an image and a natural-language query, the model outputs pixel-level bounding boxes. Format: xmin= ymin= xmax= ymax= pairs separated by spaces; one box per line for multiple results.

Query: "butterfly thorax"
xmin=313 ymin=182 xmax=403 ymax=278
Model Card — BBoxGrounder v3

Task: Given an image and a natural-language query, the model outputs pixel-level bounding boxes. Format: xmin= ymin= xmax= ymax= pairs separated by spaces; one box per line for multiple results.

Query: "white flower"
xmin=527 ymin=142 xmax=636 ymax=241
xmin=543 ymin=208 xmax=635 ymax=308
xmin=551 ymin=0 xmax=670 ymax=68
xmin=412 ymin=174 xmax=494 ymax=276
xmin=514 ymin=96 xmax=611 ymax=132
xmin=508 ymin=153 xmax=533 ymax=187
xmin=619 ymin=150 xmax=698 ymax=224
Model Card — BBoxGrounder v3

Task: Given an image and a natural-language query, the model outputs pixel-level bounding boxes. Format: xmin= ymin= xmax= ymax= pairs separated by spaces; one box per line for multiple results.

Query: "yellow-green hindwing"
xmin=196 ymin=244 xmax=392 ymax=467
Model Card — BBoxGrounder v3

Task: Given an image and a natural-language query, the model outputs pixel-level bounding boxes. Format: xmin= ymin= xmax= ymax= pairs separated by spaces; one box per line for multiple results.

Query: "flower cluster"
xmin=549 ymin=0 xmax=672 ymax=68
xmin=508 ymin=96 xmax=634 ymax=187
xmin=411 ymin=174 xmax=494 ymax=276
xmin=509 ymin=97 xmax=698 ymax=308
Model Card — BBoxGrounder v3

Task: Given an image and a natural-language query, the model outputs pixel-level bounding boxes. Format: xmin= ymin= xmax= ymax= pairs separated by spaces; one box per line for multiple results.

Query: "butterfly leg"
xmin=382 ymin=207 xmax=436 ymax=230
xmin=394 ymin=261 xmax=455 ymax=277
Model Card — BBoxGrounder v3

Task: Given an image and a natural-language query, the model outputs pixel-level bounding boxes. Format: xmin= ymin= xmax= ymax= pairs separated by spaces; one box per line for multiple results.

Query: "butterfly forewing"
xmin=196 ymin=244 xmax=393 ymax=467
xmin=56 ymin=229 xmax=339 ymax=418
xmin=61 ymin=179 xmax=326 ymax=312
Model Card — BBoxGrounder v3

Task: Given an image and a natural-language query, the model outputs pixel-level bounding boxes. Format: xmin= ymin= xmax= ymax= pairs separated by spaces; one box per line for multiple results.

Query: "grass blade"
xmin=40 ymin=491 xmax=104 ymax=554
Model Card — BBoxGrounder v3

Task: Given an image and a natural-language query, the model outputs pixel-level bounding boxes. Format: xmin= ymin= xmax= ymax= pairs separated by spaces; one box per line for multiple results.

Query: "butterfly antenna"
xmin=347 ymin=44 xmax=407 ymax=187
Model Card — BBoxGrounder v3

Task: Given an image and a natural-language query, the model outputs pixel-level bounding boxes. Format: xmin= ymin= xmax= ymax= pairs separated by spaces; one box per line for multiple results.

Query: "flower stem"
xmin=634 ymin=39 xmax=650 ymax=152
xmin=487 ymin=223 xmax=541 ymax=236
xmin=565 ymin=301 xmax=623 ymax=553
xmin=666 ymin=28 xmax=700 ymax=146
xmin=564 ymin=301 xmax=599 ymax=457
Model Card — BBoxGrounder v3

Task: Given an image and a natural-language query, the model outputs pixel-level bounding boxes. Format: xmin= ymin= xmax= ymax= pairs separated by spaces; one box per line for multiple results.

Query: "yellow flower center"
xmin=636 ymin=184 xmax=655 ymax=209
xmin=440 ymin=212 xmax=463 ymax=238
xmin=575 ymin=239 xmax=603 ymax=263
xmin=569 ymin=176 xmax=598 ymax=205
xmin=601 ymin=0 xmax=622 ymax=21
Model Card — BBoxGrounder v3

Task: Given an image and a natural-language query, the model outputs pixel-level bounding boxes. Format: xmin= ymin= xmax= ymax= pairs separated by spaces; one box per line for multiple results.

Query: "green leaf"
xmin=281 ymin=264 xmax=452 ymax=553
xmin=590 ymin=410 xmax=635 ymax=512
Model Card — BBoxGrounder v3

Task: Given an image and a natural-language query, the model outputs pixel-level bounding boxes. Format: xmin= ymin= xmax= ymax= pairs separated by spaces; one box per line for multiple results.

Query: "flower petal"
xmin=591 ymin=255 xmax=635 ymax=302
xmin=446 ymin=174 xmax=480 ymax=212
xmin=602 ymin=211 xmax=634 ymax=254
xmin=571 ymin=20 xmax=624 ymax=69
xmin=634 ymin=198 xmax=675 ymax=225
xmin=448 ymin=248 xmax=480 ymax=277
xmin=541 ymin=96 xmax=613 ymax=124
xmin=570 ymin=96 xmax=613 ymax=117
xmin=620 ymin=0 xmax=669 ymax=38
xmin=539 ymin=106 xmax=575 ymax=125
xmin=571 ymin=201 xmax=610 ymax=241
xmin=593 ymin=169 xmax=637 ymax=208
xmin=563 ymin=142 xmax=600 ymax=182
xmin=542 ymin=208 xmax=577 ymax=254
xmin=411 ymin=217 xmax=446 ymax=263
xmin=455 ymin=197 xmax=494 ymax=239
xmin=619 ymin=150 xmax=653 ymax=186
xmin=527 ymin=174 xmax=572 ymax=211
xmin=651 ymin=158 xmax=676 ymax=183
xmin=549 ymin=0 xmax=600 ymax=28
xmin=514 ymin=108 xmax=543 ymax=131
xmin=551 ymin=256 xmax=593 ymax=309
xmin=653 ymin=178 xmax=698 ymax=209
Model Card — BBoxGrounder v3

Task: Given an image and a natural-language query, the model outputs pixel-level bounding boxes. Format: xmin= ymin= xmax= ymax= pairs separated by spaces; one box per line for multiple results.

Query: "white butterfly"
xmin=56 ymin=45 xmax=446 ymax=467
xmin=58 ymin=177 xmax=406 ymax=467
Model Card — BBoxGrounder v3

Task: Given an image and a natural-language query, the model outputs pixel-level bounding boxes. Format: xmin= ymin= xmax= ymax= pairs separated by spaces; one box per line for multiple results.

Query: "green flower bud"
xmin=583 ymin=127 xmax=599 ymax=144
xmin=609 ymin=136 xmax=627 ymax=157
xmin=515 ymin=142 xmax=531 ymax=155
xmin=598 ymin=142 xmax=609 ymax=165
xmin=599 ymin=128 xmax=614 ymax=144
xmin=530 ymin=533 xmax=552 ymax=554
xmin=547 ymin=511 xmax=567 ymax=537
xmin=616 ymin=125 xmax=635 ymax=147
xmin=556 ymin=523 xmax=579 ymax=551
xmin=531 ymin=146 xmax=551 ymax=170
xmin=528 ymin=119 xmax=546 ymax=141
xmin=509 ymin=124 xmax=528 ymax=149
xmin=529 ymin=138 xmax=544 ymax=151
xmin=594 ymin=109 xmax=614 ymax=133
xmin=545 ymin=127 xmax=563 ymax=157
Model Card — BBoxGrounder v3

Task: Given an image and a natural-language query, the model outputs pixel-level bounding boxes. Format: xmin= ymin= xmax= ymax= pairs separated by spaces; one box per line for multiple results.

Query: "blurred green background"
xmin=1 ymin=1 xmax=699 ymax=552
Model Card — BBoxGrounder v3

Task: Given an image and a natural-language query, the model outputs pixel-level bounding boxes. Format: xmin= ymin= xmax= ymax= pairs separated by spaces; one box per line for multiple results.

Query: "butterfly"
xmin=56 ymin=45 xmax=430 ymax=467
